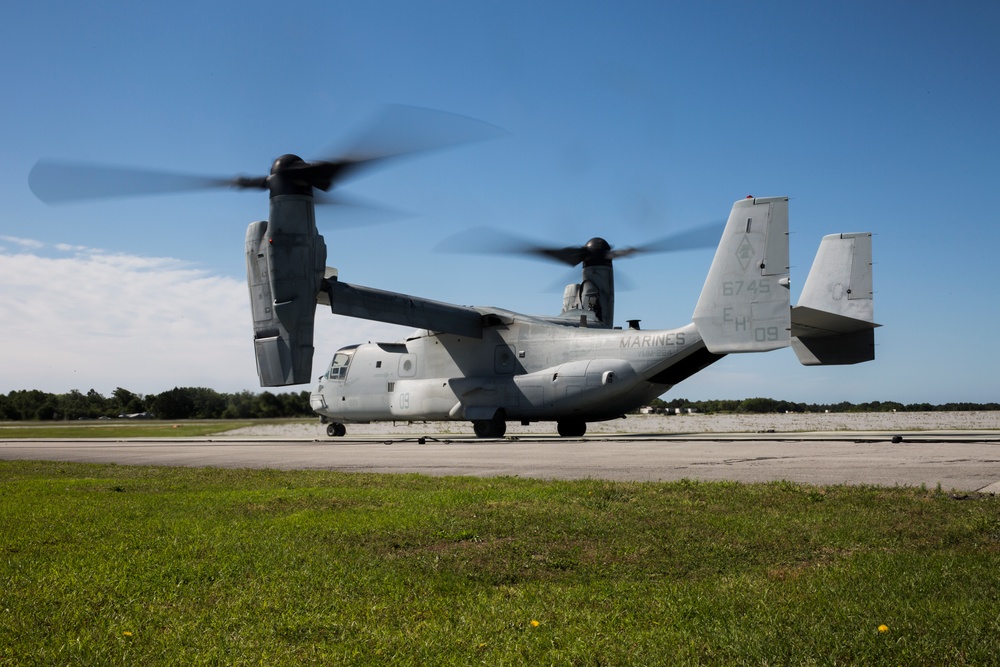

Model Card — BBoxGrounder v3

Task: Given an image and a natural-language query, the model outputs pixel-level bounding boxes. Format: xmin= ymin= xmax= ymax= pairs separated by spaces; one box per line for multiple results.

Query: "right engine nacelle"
xmin=245 ymin=194 xmax=327 ymax=386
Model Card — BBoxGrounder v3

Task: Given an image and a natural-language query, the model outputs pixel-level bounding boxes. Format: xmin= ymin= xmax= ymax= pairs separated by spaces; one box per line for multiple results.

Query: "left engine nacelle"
xmin=245 ymin=195 xmax=327 ymax=386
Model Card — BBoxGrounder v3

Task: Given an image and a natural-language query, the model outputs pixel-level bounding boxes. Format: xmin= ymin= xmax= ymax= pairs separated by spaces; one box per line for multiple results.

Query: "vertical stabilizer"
xmin=693 ymin=197 xmax=790 ymax=353
xmin=790 ymin=232 xmax=878 ymax=365
xmin=796 ymin=232 xmax=873 ymax=322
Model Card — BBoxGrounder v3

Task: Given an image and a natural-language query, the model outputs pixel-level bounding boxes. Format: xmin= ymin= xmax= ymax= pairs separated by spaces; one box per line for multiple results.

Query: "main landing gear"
xmin=471 ymin=419 xmax=588 ymax=438
xmin=472 ymin=417 xmax=507 ymax=438
xmin=556 ymin=420 xmax=587 ymax=437
xmin=324 ymin=418 xmax=588 ymax=439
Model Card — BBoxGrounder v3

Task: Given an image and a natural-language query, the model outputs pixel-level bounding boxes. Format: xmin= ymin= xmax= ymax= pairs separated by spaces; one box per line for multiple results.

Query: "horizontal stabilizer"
xmin=791 ymin=329 xmax=875 ymax=365
xmin=791 ymin=232 xmax=878 ymax=365
xmin=693 ymin=197 xmax=790 ymax=353
xmin=791 ymin=305 xmax=879 ymax=337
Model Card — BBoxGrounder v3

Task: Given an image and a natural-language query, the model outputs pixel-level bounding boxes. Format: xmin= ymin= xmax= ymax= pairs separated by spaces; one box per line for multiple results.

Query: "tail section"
xmin=693 ymin=197 xmax=790 ymax=353
xmin=790 ymin=232 xmax=878 ymax=365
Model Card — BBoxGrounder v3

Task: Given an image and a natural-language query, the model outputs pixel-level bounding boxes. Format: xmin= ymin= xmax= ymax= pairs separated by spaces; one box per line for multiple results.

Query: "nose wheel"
xmin=326 ymin=422 xmax=347 ymax=437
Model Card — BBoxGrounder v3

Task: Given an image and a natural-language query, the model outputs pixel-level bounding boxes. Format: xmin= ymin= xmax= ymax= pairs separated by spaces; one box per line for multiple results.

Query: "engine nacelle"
xmin=559 ymin=263 xmax=615 ymax=327
xmin=245 ymin=195 xmax=327 ymax=386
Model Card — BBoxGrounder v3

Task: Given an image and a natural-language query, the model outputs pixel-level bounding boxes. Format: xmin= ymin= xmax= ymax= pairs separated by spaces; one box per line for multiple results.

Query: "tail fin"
xmin=693 ymin=197 xmax=790 ymax=353
xmin=790 ymin=232 xmax=878 ymax=365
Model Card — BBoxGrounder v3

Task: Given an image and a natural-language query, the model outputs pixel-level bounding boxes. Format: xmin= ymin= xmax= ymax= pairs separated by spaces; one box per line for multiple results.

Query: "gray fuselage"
xmin=310 ymin=311 xmax=719 ymax=425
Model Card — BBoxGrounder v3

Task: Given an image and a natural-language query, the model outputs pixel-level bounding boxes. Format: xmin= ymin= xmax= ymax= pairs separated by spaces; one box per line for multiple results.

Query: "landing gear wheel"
xmin=326 ymin=423 xmax=346 ymax=437
xmin=472 ymin=418 xmax=507 ymax=438
xmin=557 ymin=420 xmax=587 ymax=437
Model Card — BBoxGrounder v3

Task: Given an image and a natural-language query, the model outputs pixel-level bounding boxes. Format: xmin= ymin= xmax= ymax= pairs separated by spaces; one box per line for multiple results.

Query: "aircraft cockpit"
xmin=326 ymin=345 xmax=358 ymax=381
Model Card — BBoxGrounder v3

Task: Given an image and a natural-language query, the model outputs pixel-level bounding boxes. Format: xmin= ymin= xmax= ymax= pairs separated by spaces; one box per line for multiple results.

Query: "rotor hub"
xmin=271 ymin=154 xmax=306 ymax=174
xmin=267 ymin=154 xmax=314 ymax=198
xmin=583 ymin=237 xmax=612 ymax=266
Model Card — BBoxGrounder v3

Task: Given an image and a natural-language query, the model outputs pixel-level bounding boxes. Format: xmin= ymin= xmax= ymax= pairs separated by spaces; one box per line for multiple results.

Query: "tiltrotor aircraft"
xmin=30 ymin=109 xmax=878 ymax=438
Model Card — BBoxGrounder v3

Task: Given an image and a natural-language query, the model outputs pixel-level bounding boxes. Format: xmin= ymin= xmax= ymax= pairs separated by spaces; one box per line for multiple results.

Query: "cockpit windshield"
xmin=327 ymin=349 xmax=355 ymax=381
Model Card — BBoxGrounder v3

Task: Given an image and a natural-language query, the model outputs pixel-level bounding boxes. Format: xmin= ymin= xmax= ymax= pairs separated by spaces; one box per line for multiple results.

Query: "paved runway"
xmin=3 ymin=432 xmax=1000 ymax=492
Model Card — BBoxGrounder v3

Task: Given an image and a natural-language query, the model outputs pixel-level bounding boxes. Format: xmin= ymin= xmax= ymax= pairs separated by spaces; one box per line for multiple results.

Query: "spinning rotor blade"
xmin=310 ymin=190 xmax=411 ymax=227
xmin=611 ymin=220 xmax=725 ymax=260
xmin=29 ymin=105 xmax=504 ymax=205
xmin=28 ymin=161 xmax=242 ymax=204
xmin=316 ymin=105 xmax=507 ymax=187
xmin=437 ymin=220 xmax=724 ymax=267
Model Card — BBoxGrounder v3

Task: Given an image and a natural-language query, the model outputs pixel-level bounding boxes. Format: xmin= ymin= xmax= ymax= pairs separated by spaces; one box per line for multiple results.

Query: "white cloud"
xmin=0 ymin=241 xmax=408 ymax=396
xmin=0 ymin=235 xmax=45 ymax=250
xmin=54 ymin=242 xmax=93 ymax=253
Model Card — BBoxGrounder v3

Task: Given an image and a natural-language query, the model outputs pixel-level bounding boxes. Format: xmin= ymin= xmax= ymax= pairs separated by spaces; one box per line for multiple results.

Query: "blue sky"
xmin=2 ymin=1 xmax=998 ymax=403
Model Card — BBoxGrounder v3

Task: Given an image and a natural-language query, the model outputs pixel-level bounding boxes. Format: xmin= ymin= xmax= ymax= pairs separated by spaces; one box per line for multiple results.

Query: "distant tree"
xmin=59 ymin=390 xmax=92 ymax=420
xmin=112 ymin=387 xmax=145 ymax=415
xmin=3 ymin=390 xmax=56 ymax=420
xmin=190 ymin=388 xmax=226 ymax=419
xmin=253 ymin=392 xmax=284 ymax=419
xmin=281 ymin=391 xmax=312 ymax=417
xmin=0 ymin=393 xmax=19 ymax=420
xmin=0 ymin=393 xmax=17 ymax=420
xmin=86 ymin=389 xmax=111 ymax=417
xmin=151 ymin=388 xmax=195 ymax=420
xmin=222 ymin=391 xmax=256 ymax=419
xmin=664 ymin=397 xmax=693 ymax=411
xmin=35 ymin=399 xmax=58 ymax=420
xmin=738 ymin=397 xmax=780 ymax=413
xmin=703 ymin=399 xmax=742 ymax=413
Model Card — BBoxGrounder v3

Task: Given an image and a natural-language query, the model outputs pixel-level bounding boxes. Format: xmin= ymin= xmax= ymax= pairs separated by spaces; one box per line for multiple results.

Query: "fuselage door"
xmin=494 ymin=344 xmax=517 ymax=374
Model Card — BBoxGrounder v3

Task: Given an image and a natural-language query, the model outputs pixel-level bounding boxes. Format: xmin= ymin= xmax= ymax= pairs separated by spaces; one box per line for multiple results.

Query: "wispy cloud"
xmin=54 ymin=242 xmax=94 ymax=253
xmin=0 ymin=241 xmax=408 ymax=395
xmin=1 ymin=235 xmax=46 ymax=250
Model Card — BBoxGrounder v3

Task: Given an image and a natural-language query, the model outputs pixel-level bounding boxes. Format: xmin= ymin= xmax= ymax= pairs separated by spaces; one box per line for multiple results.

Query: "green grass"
xmin=1 ymin=462 xmax=998 ymax=665
xmin=0 ymin=420 xmax=262 ymax=439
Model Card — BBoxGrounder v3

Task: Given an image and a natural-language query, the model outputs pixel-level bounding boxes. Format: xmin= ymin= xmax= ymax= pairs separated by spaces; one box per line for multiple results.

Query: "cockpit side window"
xmin=327 ymin=351 xmax=354 ymax=381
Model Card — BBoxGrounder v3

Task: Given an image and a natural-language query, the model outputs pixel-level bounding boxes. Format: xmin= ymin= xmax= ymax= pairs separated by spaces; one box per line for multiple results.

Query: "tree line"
xmin=646 ymin=397 xmax=1000 ymax=414
xmin=0 ymin=387 xmax=313 ymax=421
xmin=2 ymin=388 xmax=997 ymax=422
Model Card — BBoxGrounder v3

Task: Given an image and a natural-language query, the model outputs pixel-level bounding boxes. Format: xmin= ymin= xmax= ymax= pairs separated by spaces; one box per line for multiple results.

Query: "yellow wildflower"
xmin=530 ymin=620 xmax=540 ymax=628
xmin=878 ymin=624 xmax=889 ymax=634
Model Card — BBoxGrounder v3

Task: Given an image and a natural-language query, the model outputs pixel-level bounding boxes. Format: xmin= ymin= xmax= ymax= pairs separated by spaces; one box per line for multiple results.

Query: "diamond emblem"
xmin=735 ymin=235 xmax=755 ymax=271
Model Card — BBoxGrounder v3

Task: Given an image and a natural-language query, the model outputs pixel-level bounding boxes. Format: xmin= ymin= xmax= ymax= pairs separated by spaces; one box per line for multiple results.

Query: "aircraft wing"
xmin=318 ymin=279 xmax=485 ymax=338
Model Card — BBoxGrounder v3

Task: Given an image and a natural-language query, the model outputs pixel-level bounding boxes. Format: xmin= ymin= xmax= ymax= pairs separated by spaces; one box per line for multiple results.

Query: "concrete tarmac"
xmin=3 ymin=432 xmax=1000 ymax=493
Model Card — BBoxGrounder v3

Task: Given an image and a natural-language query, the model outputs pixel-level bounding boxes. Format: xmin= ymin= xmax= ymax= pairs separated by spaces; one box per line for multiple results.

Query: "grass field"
xmin=0 ymin=420 xmax=261 ymax=439
xmin=1 ymin=461 xmax=998 ymax=665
